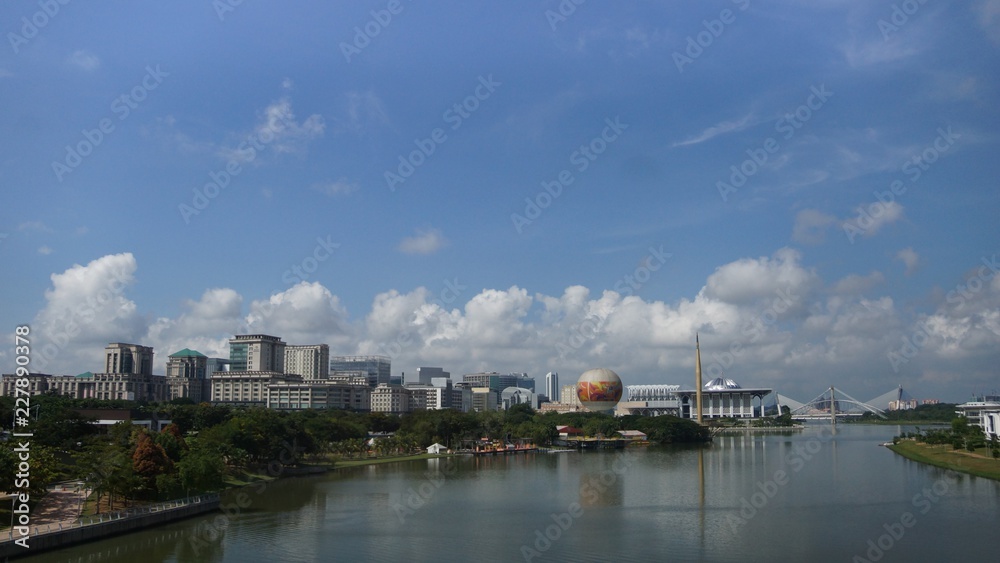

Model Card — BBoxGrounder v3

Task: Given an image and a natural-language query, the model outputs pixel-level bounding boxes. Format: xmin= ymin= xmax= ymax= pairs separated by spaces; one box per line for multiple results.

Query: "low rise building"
xmin=210 ymin=371 xmax=301 ymax=407
xmin=956 ymin=395 xmax=1000 ymax=440
xmin=616 ymin=384 xmax=681 ymax=417
xmin=0 ymin=372 xmax=54 ymax=397
xmin=267 ymin=379 xmax=370 ymax=411
xmin=36 ymin=371 xmax=167 ymax=402
xmin=370 ymin=384 xmax=410 ymax=413
xmin=74 ymin=408 xmax=172 ymax=432
xmin=538 ymin=383 xmax=586 ymax=413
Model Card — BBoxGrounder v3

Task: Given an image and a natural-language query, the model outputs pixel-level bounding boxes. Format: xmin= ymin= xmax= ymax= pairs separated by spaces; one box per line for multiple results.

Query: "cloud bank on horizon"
xmin=2 ymin=0 xmax=999 ymax=402
xmin=20 ymin=249 xmax=1000 ymax=403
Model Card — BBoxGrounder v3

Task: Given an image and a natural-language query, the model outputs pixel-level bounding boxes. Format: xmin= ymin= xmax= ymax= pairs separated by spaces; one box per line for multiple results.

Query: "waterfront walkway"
xmin=32 ymin=485 xmax=89 ymax=526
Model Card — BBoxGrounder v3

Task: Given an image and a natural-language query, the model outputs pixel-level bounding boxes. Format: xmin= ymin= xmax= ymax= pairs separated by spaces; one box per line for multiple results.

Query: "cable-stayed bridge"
xmin=776 ymin=385 xmax=913 ymax=420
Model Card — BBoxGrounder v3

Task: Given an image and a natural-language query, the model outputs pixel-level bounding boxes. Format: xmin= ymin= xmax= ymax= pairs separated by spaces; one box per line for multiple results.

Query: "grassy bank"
xmin=888 ymin=440 xmax=1000 ymax=481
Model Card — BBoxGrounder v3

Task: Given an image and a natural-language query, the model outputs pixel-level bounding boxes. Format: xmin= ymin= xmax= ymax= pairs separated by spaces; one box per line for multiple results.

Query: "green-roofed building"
xmin=166 ymin=348 xmax=209 ymax=403
xmin=169 ymin=348 xmax=207 ymax=359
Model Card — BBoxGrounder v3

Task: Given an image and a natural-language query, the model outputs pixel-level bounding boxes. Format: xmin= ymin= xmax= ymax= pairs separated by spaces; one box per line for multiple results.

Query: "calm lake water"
xmin=21 ymin=424 xmax=1000 ymax=562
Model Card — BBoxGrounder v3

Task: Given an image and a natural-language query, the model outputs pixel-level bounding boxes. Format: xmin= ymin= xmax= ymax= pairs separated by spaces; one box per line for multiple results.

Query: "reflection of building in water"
xmin=578 ymin=468 xmax=625 ymax=507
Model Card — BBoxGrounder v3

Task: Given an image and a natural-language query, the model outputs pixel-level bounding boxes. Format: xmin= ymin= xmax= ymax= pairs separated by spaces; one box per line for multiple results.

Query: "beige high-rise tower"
xmin=695 ymin=333 xmax=703 ymax=424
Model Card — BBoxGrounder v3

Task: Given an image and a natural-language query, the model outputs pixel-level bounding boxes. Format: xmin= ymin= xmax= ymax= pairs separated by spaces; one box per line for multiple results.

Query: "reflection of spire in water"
xmin=832 ymin=432 xmax=838 ymax=481
xmin=698 ymin=446 xmax=705 ymax=547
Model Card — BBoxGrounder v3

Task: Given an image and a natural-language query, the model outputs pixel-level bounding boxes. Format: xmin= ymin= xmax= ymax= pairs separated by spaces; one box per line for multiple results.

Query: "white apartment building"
xmin=284 ymin=344 xmax=330 ymax=379
xmin=406 ymin=384 xmax=449 ymax=410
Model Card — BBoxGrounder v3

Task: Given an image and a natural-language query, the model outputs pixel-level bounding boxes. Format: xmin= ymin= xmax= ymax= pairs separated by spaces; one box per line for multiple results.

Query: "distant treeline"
xmin=853 ymin=403 xmax=958 ymax=422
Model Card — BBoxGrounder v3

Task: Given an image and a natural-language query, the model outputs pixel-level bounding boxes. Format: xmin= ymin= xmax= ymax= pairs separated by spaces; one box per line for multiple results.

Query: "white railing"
xmin=0 ymin=493 xmax=220 ymax=543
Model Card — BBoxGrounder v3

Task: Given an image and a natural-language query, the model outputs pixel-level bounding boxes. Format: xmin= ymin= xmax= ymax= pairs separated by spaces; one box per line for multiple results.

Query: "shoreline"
xmin=328 ymin=452 xmax=455 ymax=469
xmin=887 ymin=440 xmax=1000 ymax=481
xmin=712 ymin=425 xmax=804 ymax=434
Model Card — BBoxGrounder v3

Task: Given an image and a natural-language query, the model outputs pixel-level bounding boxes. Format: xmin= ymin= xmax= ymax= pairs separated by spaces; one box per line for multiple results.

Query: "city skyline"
xmin=2 ymin=2 xmax=999 ymax=403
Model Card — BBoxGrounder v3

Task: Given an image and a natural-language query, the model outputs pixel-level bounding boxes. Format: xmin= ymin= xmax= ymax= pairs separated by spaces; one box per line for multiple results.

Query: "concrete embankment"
xmin=0 ymin=495 xmax=219 ymax=560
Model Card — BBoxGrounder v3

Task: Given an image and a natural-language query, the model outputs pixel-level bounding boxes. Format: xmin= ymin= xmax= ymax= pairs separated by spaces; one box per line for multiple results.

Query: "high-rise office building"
xmin=166 ymin=348 xmax=209 ymax=402
xmin=545 ymin=372 xmax=559 ymax=401
xmin=105 ymin=343 xmax=154 ymax=375
xmin=206 ymin=357 xmax=231 ymax=376
xmin=410 ymin=367 xmax=449 ymax=386
xmin=330 ymin=355 xmax=391 ymax=387
xmin=229 ymin=334 xmax=286 ymax=372
xmin=284 ymin=344 xmax=330 ymax=379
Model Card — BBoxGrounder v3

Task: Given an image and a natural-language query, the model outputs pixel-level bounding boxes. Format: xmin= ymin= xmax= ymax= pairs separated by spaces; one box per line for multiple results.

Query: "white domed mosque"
xmin=676 ymin=377 xmax=772 ymax=420
xmin=675 ymin=337 xmax=772 ymax=420
xmin=617 ymin=337 xmax=773 ymax=419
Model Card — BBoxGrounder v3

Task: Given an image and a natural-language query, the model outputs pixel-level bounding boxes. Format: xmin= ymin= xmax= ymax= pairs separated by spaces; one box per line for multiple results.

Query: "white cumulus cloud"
xmin=22 ymin=248 xmax=1000 ymax=401
xmin=32 ymin=253 xmax=144 ymax=373
xmin=398 ymin=228 xmax=448 ymax=255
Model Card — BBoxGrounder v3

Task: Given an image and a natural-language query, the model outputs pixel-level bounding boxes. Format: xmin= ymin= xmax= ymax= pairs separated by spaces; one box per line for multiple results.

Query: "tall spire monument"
xmin=695 ymin=333 xmax=704 ymax=424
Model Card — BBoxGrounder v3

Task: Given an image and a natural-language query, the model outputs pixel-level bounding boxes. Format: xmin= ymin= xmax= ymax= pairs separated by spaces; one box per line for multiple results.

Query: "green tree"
xmin=177 ymin=443 xmax=226 ymax=493
xmin=155 ymin=423 xmax=188 ymax=462
xmin=952 ymin=417 xmax=970 ymax=435
xmin=583 ymin=417 xmax=619 ymax=438
xmin=0 ymin=442 xmax=60 ymax=497
xmin=78 ymin=445 xmax=141 ymax=512
xmin=192 ymin=403 xmax=232 ymax=431
xmin=31 ymin=407 xmax=98 ymax=449
xmin=505 ymin=403 xmax=535 ymax=426
xmin=477 ymin=411 xmax=504 ymax=440
xmin=630 ymin=415 xmax=711 ymax=444
xmin=367 ymin=412 xmax=401 ymax=433
xmin=0 ymin=444 xmax=16 ymax=493
xmin=108 ymin=449 xmax=141 ymax=510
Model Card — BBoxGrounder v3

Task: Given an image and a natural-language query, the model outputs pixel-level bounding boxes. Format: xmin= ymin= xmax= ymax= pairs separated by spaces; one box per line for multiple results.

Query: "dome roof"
xmin=704 ymin=377 xmax=741 ymax=390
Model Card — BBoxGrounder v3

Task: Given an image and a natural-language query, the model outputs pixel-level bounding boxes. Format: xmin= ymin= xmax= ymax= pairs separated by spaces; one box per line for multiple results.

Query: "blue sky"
xmin=2 ymin=0 xmax=999 ymax=403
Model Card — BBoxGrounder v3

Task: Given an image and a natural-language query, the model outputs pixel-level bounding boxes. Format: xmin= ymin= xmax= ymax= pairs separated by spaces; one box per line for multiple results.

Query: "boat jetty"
xmin=464 ymin=438 xmax=539 ymax=456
